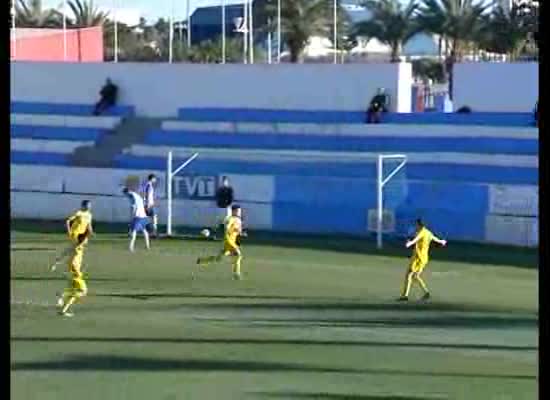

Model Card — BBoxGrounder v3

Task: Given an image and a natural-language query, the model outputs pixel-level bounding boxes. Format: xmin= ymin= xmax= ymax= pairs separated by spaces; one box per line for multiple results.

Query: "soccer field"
xmin=11 ymin=221 xmax=538 ymax=400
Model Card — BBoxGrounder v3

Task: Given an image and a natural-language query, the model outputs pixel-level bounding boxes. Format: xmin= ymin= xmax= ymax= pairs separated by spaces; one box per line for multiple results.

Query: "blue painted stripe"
xmin=273 ymin=177 xmax=489 ymax=213
xmin=11 ymin=125 xmax=105 ymax=141
xmin=146 ymin=131 xmax=538 ymax=155
xmin=270 ymin=203 xmax=368 ymax=235
xmin=11 ymin=102 xmax=135 ymax=117
xmin=270 ymin=203 xmax=486 ymax=240
xmin=178 ymin=108 xmax=534 ymax=127
xmin=10 ymin=151 xmax=70 ymax=166
xmin=114 ymin=155 xmax=538 ymax=185
xmin=394 ymin=210 xmax=486 ymax=242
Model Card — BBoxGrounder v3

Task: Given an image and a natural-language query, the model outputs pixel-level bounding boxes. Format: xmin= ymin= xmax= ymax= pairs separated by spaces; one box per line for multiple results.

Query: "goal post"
xmin=166 ymin=151 xmax=199 ymax=236
xmin=376 ymin=154 xmax=408 ymax=249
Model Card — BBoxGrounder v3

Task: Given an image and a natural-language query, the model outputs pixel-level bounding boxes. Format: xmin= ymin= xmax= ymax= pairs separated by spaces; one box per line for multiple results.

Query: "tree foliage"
xmin=15 ymin=0 xmax=60 ymax=28
xmin=68 ymin=0 xmax=109 ymax=28
xmin=417 ymin=0 xmax=488 ymax=98
xmin=261 ymin=0 xmax=337 ymax=63
xmin=355 ymin=0 xmax=420 ymax=62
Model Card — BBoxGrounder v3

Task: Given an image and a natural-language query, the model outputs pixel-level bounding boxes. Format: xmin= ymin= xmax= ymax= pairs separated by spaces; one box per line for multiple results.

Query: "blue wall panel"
xmin=274 ymin=177 xmax=489 ymax=214
xmin=273 ymin=176 xmax=375 ymax=207
xmin=394 ymin=210 xmax=486 ymax=242
xmin=147 ymin=131 xmax=538 ymax=155
xmin=271 ymin=177 xmax=489 ymax=238
xmin=270 ymin=204 xmax=486 ymax=240
xmin=400 ymin=181 xmax=489 ymax=213
xmin=271 ymin=203 xmax=368 ymax=235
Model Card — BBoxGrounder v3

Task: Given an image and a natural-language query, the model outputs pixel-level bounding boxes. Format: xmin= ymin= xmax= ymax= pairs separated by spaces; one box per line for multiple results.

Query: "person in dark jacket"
xmin=93 ymin=78 xmax=118 ymax=116
xmin=366 ymin=88 xmax=389 ymax=124
xmin=214 ymin=176 xmax=234 ymax=238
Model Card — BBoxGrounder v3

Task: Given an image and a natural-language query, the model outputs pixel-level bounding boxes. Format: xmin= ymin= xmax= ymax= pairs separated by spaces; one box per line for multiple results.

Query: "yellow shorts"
xmin=223 ymin=240 xmax=240 ymax=256
xmin=70 ymin=233 xmax=88 ymax=247
xmin=409 ymin=257 xmax=428 ymax=273
xmin=72 ymin=276 xmax=88 ymax=293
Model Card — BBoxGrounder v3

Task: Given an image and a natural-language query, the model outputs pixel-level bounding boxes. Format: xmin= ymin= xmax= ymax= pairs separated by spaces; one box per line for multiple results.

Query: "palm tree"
xmin=354 ymin=0 xmax=420 ymax=62
xmin=418 ymin=0 xmax=488 ymax=99
xmin=68 ymin=0 xmax=108 ymax=28
xmin=478 ymin=5 xmax=529 ymax=61
xmin=15 ymin=0 xmax=60 ymax=28
xmin=262 ymin=0 xmax=334 ymax=63
xmin=185 ymin=37 xmax=262 ymax=63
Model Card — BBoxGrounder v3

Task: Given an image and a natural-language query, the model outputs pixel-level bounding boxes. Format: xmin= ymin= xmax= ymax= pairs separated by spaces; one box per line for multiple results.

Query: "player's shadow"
xmin=204 ymin=315 xmax=536 ymax=330
xmin=10 ymin=336 xmax=538 ymax=352
xmin=10 ymin=355 xmax=536 ymax=380
xmin=251 ymin=392 xmax=446 ymax=400
xmin=94 ymin=292 xmax=328 ymax=301
xmin=190 ymin=300 xmax=534 ymax=314
xmin=94 ymin=294 xmax=536 ymax=315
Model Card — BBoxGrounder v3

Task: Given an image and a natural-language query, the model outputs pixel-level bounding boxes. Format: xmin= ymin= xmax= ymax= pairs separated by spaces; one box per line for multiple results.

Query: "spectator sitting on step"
xmin=93 ymin=78 xmax=118 ymax=116
xmin=366 ymin=88 xmax=389 ymax=124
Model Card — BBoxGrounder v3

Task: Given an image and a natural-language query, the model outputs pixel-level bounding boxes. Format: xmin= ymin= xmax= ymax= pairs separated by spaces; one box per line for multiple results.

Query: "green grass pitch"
xmin=11 ymin=220 xmax=538 ymax=400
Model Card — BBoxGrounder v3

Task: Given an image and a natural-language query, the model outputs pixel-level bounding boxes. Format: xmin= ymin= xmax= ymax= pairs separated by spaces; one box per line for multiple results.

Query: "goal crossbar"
xmin=376 ymin=154 xmax=408 ymax=249
xmin=166 ymin=151 xmax=199 ymax=236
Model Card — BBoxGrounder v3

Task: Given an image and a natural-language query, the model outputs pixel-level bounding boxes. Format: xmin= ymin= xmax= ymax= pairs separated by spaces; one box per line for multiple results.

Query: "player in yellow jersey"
xmin=54 ymin=200 xmax=94 ymax=317
xmin=399 ymin=219 xmax=447 ymax=301
xmin=197 ymin=205 xmax=245 ymax=280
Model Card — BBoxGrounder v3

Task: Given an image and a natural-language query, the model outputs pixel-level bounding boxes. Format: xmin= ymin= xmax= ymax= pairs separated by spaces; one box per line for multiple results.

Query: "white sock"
xmin=129 ymin=231 xmax=137 ymax=251
xmin=143 ymin=230 xmax=150 ymax=249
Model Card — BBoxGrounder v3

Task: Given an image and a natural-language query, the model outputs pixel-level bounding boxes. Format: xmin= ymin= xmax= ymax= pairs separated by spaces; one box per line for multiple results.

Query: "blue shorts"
xmin=146 ymin=206 xmax=157 ymax=217
xmin=130 ymin=217 xmax=149 ymax=232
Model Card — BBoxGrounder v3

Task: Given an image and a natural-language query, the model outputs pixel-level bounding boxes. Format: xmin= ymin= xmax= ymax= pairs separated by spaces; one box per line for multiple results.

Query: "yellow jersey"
xmin=67 ymin=210 xmax=92 ymax=237
xmin=224 ymin=216 xmax=242 ymax=244
xmin=413 ymin=227 xmax=434 ymax=262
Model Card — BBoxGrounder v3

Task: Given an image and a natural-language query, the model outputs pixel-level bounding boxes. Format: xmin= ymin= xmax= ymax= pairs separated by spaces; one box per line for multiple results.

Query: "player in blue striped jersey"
xmin=123 ymin=187 xmax=151 ymax=252
xmin=142 ymin=174 xmax=158 ymax=237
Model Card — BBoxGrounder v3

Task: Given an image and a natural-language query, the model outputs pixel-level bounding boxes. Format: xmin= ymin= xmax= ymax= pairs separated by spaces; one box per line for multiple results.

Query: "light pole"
xmin=333 ymin=0 xmax=337 ymax=64
xmin=234 ymin=16 xmax=248 ymax=64
xmin=277 ymin=0 xmax=281 ymax=62
xmin=222 ymin=0 xmax=226 ymax=63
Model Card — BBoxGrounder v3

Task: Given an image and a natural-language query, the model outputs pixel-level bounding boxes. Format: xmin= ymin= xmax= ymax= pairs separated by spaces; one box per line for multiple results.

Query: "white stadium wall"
xmin=11 ymin=62 xmax=412 ymax=117
xmin=453 ymin=62 xmax=538 ymax=112
xmin=11 ymin=165 xmax=538 ymax=247
xmin=10 ymin=165 xmax=273 ymax=230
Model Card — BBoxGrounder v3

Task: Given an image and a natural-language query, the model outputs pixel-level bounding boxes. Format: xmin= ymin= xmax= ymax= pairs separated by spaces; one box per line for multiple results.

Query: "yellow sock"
xmin=232 ymin=255 xmax=242 ymax=275
xmin=416 ymin=275 xmax=429 ymax=294
xmin=402 ymin=272 xmax=414 ymax=297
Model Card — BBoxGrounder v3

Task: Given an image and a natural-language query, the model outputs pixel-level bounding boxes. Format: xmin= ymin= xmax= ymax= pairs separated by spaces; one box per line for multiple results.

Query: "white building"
xmin=497 ymin=0 xmax=539 ymax=12
xmin=301 ymin=0 xmax=443 ymax=60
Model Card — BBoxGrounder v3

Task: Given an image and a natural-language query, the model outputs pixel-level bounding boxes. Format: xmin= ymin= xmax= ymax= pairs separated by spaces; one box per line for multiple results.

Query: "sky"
xmin=42 ymin=0 xmax=497 ymax=25
xmin=42 ymin=0 xmax=246 ymax=24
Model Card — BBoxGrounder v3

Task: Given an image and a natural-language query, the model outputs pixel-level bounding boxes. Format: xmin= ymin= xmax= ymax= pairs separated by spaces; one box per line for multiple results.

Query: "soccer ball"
xmin=200 ymin=229 xmax=211 ymax=238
